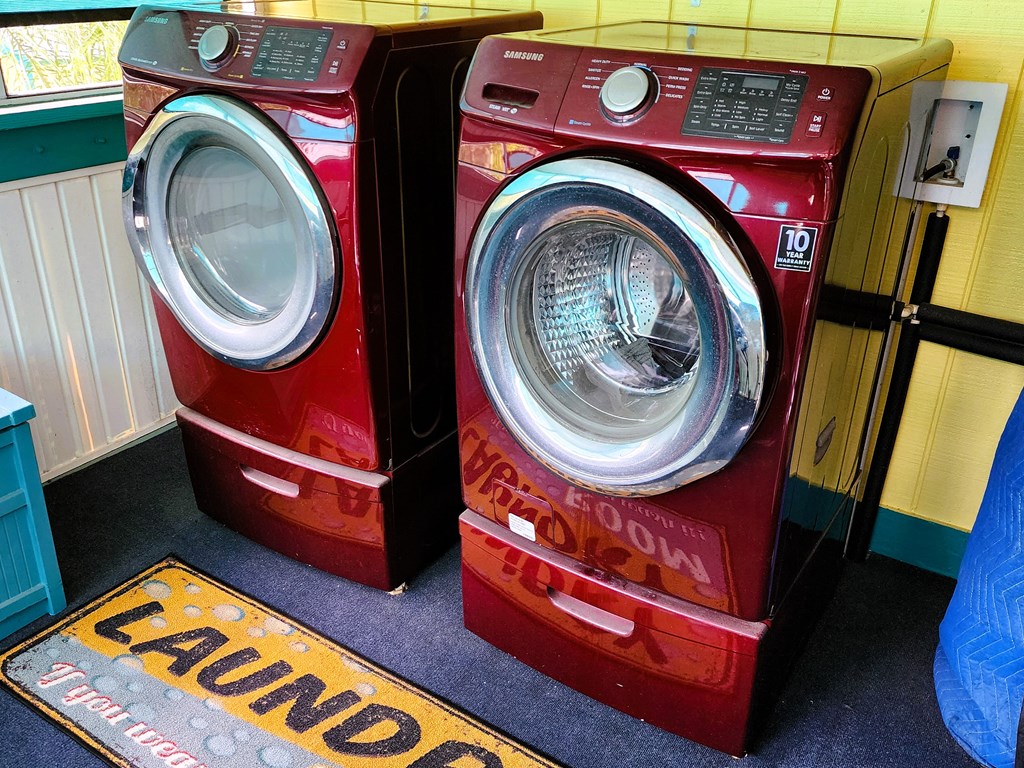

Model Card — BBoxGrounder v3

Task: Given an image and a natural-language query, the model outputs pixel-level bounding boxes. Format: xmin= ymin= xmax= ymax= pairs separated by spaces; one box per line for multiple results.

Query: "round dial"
xmin=197 ymin=25 xmax=236 ymax=65
xmin=600 ymin=66 xmax=657 ymax=118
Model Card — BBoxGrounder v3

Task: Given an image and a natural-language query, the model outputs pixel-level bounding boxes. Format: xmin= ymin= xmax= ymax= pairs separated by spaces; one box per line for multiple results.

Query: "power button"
xmin=816 ymin=86 xmax=834 ymax=102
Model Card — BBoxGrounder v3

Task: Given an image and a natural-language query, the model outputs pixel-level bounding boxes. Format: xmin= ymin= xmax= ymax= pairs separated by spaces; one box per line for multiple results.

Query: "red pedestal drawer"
xmin=460 ymin=510 xmax=769 ymax=756
xmin=177 ymin=407 xmax=395 ymax=588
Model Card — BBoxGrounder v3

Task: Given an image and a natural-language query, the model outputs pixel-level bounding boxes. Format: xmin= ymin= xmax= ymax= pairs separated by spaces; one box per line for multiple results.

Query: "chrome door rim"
xmin=465 ymin=158 xmax=767 ymax=496
xmin=122 ymin=94 xmax=336 ymax=371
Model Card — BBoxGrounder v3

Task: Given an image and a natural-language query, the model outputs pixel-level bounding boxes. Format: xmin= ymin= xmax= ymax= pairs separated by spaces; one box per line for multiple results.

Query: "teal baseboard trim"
xmin=868 ymin=507 xmax=969 ymax=579
xmin=0 ymin=95 xmax=126 ymax=183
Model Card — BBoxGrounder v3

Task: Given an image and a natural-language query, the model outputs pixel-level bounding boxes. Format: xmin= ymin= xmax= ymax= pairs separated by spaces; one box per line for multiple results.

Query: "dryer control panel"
xmin=250 ymin=25 xmax=334 ymax=81
xmin=118 ymin=8 xmax=374 ymax=94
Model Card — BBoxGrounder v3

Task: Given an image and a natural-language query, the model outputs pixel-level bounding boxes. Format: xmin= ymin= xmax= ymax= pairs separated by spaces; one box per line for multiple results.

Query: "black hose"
xmin=846 ymin=206 xmax=1024 ymax=558
xmin=817 ymin=285 xmax=893 ymax=330
xmin=920 ymin=159 xmax=953 ymax=182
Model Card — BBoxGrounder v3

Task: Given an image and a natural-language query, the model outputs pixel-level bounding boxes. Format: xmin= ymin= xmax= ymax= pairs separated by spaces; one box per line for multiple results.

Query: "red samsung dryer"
xmin=118 ymin=1 xmax=541 ymax=589
xmin=454 ymin=23 xmax=951 ymax=754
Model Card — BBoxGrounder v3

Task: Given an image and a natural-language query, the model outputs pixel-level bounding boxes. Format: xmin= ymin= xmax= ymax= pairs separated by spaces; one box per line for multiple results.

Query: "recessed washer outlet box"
xmin=901 ymin=80 xmax=1008 ymax=208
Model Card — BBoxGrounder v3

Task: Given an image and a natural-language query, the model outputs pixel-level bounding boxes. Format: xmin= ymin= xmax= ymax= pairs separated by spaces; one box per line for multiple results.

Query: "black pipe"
xmin=846 ymin=323 xmax=922 ymax=559
xmin=920 ymin=158 xmax=954 ymax=182
xmin=817 ymin=285 xmax=894 ymax=331
xmin=915 ymin=303 xmax=1024 ymax=347
xmin=918 ymin=324 xmax=1024 ymax=367
xmin=846 ymin=210 xmax=949 ymax=561
xmin=910 ymin=212 xmax=950 ymax=305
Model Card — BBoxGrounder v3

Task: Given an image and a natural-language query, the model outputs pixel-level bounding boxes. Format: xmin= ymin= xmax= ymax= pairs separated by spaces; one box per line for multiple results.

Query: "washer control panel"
xmin=461 ymin=36 xmax=874 ymax=157
xmin=682 ymin=68 xmax=808 ymax=143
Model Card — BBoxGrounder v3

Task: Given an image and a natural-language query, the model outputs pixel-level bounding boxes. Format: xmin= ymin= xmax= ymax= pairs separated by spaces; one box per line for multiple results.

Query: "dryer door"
xmin=123 ymin=94 xmax=336 ymax=371
xmin=465 ymin=158 xmax=767 ymax=497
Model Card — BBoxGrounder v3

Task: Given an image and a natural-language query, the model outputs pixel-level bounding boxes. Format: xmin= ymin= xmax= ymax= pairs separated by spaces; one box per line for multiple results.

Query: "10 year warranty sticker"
xmin=775 ymin=224 xmax=818 ymax=272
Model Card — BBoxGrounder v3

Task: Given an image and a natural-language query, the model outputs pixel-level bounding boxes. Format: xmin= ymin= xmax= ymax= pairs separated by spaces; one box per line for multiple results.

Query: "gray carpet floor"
xmin=0 ymin=427 xmax=978 ymax=767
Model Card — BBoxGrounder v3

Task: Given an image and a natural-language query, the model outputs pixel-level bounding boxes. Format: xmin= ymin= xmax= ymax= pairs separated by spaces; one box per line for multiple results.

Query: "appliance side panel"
xmin=372 ymin=39 xmax=483 ymax=468
xmin=770 ymin=69 xmax=947 ymax=610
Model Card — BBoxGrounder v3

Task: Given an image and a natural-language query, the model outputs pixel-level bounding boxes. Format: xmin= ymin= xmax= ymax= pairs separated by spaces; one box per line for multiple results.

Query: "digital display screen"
xmin=742 ymin=75 xmax=781 ymax=91
xmin=251 ymin=26 xmax=332 ymax=82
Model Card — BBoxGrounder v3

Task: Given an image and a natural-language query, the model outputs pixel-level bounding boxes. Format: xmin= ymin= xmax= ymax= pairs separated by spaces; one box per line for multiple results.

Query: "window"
xmin=0 ymin=19 xmax=128 ymax=100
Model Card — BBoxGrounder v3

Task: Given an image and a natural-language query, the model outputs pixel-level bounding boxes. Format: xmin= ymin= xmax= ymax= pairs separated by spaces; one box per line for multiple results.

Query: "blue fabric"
xmin=936 ymin=387 xmax=1024 ymax=768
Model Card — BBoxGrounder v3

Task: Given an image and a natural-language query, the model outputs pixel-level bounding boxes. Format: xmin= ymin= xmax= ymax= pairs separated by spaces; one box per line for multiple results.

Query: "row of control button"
xmin=195 ymin=22 xmax=346 ymax=80
xmin=593 ymin=65 xmax=830 ymax=141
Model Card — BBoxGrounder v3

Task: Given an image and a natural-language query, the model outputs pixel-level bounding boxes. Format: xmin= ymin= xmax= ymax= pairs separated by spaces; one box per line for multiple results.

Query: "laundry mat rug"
xmin=0 ymin=557 xmax=561 ymax=768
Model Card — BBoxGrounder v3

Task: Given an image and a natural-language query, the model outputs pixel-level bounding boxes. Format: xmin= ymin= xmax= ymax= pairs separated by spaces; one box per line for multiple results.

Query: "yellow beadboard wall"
xmin=490 ymin=0 xmax=1023 ymax=535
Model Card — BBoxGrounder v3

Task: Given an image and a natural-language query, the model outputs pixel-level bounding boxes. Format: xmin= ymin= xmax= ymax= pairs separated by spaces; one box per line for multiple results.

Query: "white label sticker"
xmin=507 ymin=513 xmax=537 ymax=542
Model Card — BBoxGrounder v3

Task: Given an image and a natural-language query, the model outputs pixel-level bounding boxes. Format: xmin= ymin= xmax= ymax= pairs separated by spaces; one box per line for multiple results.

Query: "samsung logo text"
xmin=504 ymin=50 xmax=544 ymax=61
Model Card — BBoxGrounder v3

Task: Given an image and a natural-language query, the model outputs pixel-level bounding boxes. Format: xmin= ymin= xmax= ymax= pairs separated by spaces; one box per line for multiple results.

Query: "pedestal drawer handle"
xmin=240 ymin=465 xmax=299 ymax=498
xmin=546 ymin=587 xmax=635 ymax=637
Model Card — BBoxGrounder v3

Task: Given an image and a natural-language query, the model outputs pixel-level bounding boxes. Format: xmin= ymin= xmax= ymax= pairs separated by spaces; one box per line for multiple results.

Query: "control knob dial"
xmin=599 ymin=66 xmax=657 ymax=120
xmin=197 ymin=24 xmax=237 ymax=67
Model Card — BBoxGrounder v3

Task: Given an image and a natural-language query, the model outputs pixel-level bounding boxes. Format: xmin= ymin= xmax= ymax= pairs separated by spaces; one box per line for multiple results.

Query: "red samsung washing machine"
xmin=454 ymin=23 xmax=951 ymax=754
xmin=118 ymin=1 xmax=540 ymax=589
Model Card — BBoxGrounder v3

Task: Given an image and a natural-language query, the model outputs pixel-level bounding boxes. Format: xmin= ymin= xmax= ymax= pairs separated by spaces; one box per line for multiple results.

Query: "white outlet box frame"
xmin=905 ymin=80 xmax=1008 ymax=208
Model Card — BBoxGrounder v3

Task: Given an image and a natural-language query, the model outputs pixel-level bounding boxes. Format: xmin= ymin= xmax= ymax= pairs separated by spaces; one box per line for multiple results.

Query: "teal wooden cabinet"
xmin=0 ymin=390 xmax=65 ymax=639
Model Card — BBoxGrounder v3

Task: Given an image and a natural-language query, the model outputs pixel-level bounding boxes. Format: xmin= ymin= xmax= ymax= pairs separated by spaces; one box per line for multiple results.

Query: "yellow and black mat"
xmin=0 ymin=557 xmax=561 ymax=768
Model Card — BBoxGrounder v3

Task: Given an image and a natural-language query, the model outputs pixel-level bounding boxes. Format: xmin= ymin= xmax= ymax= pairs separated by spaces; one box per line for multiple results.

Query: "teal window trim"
xmin=0 ymin=92 xmax=127 ymax=183
xmin=0 ymin=8 xmax=135 ymax=27
xmin=0 ymin=90 xmax=121 ymax=129
xmin=0 ymin=4 xmax=141 ymax=181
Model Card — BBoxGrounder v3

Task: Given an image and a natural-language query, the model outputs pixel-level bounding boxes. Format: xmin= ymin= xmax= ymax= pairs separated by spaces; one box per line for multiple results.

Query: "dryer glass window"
xmin=123 ymin=94 xmax=337 ymax=371
xmin=509 ymin=217 xmax=701 ymax=441
xmin=167 ymin=146 xmax=298 ymax=323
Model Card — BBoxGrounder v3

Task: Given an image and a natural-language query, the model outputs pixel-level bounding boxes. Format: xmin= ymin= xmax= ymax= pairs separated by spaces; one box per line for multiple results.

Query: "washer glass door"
xmin=465 ymin=158 xmax=767 ymax=496
xmin=123 ymin=94 xmax=336 ymax=371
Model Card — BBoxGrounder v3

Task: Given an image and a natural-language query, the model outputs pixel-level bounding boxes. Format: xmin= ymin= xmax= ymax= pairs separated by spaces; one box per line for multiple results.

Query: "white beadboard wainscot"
xmin=0 ymin=162 xmax=178 ymax=481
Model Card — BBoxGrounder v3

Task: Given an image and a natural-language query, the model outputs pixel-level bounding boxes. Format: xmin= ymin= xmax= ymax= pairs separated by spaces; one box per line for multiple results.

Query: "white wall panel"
xmin=0 ymin=163 xmax=178 ymax=481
